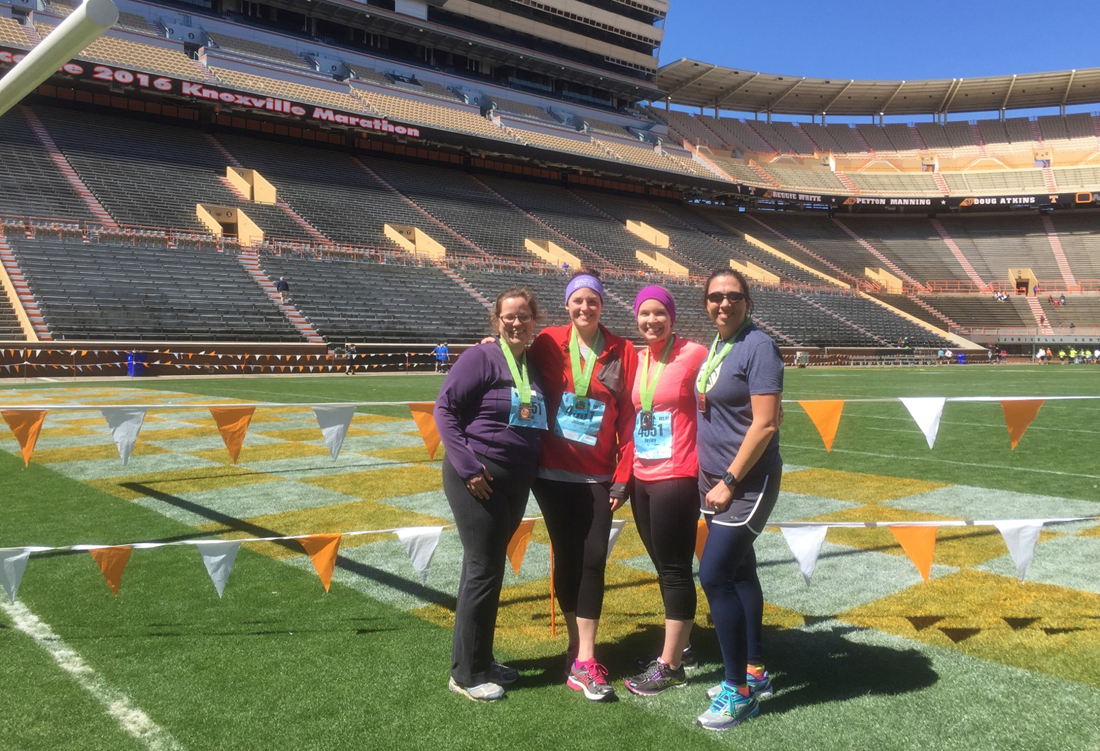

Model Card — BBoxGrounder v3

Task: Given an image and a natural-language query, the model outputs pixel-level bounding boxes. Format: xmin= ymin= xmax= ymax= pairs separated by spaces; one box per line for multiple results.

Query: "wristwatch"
xmin=722 ymin=471 xmax=737 ymax=487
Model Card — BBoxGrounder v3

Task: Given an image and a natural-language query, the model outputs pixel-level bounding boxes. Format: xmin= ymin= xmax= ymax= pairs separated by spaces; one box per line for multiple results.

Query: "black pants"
xmin=632 ymin=476 xmax=699 ymax=621
xmin=532 ymin=478 xmax=612 ymax=620
xmin=444 ymin=455 xmax=532 ymax=687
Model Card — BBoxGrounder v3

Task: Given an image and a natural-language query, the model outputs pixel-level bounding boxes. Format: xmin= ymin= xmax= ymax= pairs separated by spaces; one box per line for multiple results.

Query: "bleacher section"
xmin=204 ymin=33 xmax=311 ymax=70
xmin=0 ymin=15 xmax=29 ymax=46
xmin=0 ymin=287 xmax=23 ymax=340
xmin=922 ymin=295 xmax=1033 ymax=329
xmin=211 ymin=67 xmax=369 ymax=115
xmin=351 ymin=86 xmax=518 ymax=143
xmin=257 ymin=254 xmax=486 ymax=343
xmin=1049 ymin=213 xmax=1100 ymax=280
xmin=0 ymin=108 xmax=97 ymax=222
xmin=35 ymin=22 xmax=203 ymax=81
xmin=8 ymin=234 xmax=299 ymax=341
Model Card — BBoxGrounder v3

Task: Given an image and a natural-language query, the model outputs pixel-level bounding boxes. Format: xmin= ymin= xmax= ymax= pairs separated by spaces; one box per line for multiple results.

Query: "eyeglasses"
xmin=500 ymin=313 xmax=534 ymax=324
xmin=706 ymin=291 xmax=747 ymax=305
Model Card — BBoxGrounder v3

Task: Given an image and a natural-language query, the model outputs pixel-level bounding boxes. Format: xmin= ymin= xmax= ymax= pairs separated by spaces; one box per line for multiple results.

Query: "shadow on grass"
xmin=121 ymin=481 xmax=455 ymax=607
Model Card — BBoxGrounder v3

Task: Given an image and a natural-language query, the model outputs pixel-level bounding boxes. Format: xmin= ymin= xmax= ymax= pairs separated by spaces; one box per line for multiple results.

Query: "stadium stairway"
xmin=238 ymin=252 xmax=323 ymax=343
xmin=735 ymin=213 xmax=861 ymax=286
xmin=928 ymin=219 xmax=989 ymax=290
xmin=831 ymin=218 xmax=924 ymax=289
xmin=1040 ymin=215 xmax=1079 ymax=291
xmin=798 ymin=293 xmax=891 ymax=346
xmin=440 ymin=266 xmax=492 ymax=311
xmin=908 ymin=294 xmax=957 ymax=329
xmin=835 ymin=171 xmax=860 ymax=194
xmin=19 ymin=107 xmax=117 ymax=229
xmin=0 ymin=235 xmax=50 ymax=341
xmin=1025 ymin=296 xmax=1053 ymax=332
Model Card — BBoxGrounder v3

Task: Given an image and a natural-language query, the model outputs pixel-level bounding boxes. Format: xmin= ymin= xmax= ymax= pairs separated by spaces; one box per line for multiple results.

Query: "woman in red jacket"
xmin=528 ymin=269 xmax=637 ymax=702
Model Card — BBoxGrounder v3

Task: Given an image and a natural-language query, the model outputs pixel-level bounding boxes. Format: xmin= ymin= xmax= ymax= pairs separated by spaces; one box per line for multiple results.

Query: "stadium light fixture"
xmin=0 ymin=0 xmax=119 ymax=119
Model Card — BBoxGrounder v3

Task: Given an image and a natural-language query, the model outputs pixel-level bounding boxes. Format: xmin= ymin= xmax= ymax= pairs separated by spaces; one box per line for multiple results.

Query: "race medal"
xmin=519 ymin=403 xmax=533 ymax=421
xmin=500 ymin=337 xmax=545 ymax=429
xmin=639 ymin=337 xmax=674 ymax=422
xmin=571 ymin=396 xmax=589 ymax=416
xmin=640 ymin=411 xmax=654 ymax=432
xmin=696 ymin=320 xmax=750 ymax=413
xmin=554 ymin=392 xmax=604 ymax=445
xmin=697 ymin=392 xmax=706 ymax=412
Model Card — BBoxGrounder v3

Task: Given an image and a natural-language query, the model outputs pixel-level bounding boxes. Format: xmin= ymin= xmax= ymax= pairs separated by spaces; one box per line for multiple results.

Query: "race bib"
xmin=509 ymin=388 xmax=547 ymax=430
xmin=553 ymin=392 xmax=605 ymax=446
xmin=633 ymin=411 xmax=672 ymax=460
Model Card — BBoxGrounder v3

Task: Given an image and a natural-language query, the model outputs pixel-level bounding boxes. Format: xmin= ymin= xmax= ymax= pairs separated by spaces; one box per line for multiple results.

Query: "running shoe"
xmin=697 ymin=683 xmax=759 ymax=731
xmin=624 ymin=659 xmax=686 ymax=696
xmin=448 ymin=677 xmax=504 ymax=702
xmin=567 ymin=659 xmax=616 ymax=701
xmin=490 ymin=661 xmax=519 ymax=686
xmin=633 ymin=644 xmax=698 ymax=671
xmin=707 ymin=667 xmax=774 ymax=700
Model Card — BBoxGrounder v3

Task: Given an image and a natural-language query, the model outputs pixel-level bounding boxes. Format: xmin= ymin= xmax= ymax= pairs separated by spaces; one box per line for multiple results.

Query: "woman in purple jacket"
xmin=433 ymin=287 xmax=547 ymax=701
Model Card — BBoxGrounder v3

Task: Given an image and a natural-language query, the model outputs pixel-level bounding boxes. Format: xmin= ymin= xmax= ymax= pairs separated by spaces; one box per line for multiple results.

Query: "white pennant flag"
xmin=396 ymin=526 xmax=443 ymax=584
xmin=606 ymin=519 xmax=627 ymax=562
xmin=900 ymin=397 xmax=946 ymax=449
xmin=100 ymin=408 xmax=147 ymax=465
xmin=780 ymin=526 xmax=829 ymax=585
xmin=0 ymin=549 xmax=30 ymax=603
xmin=197 ymin=540 xmax=242 ymax=597
xmin=993 ymin=521 xmax=1043 ymax=582
xmin=312 ymin=406 xmax=357 ymax=461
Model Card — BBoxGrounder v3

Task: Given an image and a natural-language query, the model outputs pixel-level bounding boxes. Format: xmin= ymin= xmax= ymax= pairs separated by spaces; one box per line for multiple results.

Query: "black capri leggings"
xmin=443 ymin=454 xmax=533 ymax=688
xmin=632 ymin=476 xmax=700 ymax=621
xmin=532 ymin=478 xmax=612 ymax=620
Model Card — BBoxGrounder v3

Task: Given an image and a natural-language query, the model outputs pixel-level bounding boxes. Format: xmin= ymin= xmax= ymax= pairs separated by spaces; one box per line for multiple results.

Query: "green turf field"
xmin=1 ymin=365 xmax=1098 ymax=751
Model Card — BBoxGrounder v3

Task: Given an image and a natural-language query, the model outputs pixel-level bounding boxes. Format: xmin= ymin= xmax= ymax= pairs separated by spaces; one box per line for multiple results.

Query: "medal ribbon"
xmin=569 ymin=326 xmax=603 ymax=399
xmin=695 ymin=319 xmax=751 ymax=395
xmin=640 ymin=336 xmax=675 ymax=413
xmin=499 ymin=338 xmax=531 ymax=403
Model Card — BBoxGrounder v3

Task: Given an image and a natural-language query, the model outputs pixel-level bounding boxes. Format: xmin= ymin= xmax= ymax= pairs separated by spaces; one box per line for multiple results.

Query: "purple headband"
xmin=634 ymin=285 xmax=676 ymax=325
xmin=564 ymin=274 xmax=604 ymax=305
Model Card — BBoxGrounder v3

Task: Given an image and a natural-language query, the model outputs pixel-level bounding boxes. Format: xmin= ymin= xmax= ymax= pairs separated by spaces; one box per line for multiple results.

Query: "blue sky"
xmin=658 ymin=1 xmax=1100 ymax=80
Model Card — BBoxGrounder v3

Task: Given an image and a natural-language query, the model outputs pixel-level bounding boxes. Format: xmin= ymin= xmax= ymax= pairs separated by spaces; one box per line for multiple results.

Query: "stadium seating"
xmin=921 ymin=295 xmax=1033 ymax=328
xmin=211 ymin=67 xmax=369 ymax=115
xmin=351 ymin=86 xmax=519 ymax=142
xmin=8 ymin=233 xmax=300 ymax=341
xmin=0 ymin=15 xmax=29 ymax=47
xmin=35 ymin=22 xmax=203 ymax=81
xmin=204 ymin=33 xmax=312 ymax=70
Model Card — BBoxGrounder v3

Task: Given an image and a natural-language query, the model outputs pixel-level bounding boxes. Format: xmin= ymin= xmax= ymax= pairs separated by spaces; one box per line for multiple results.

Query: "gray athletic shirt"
xmin=695 ymin=324 xmax=784 ymax=478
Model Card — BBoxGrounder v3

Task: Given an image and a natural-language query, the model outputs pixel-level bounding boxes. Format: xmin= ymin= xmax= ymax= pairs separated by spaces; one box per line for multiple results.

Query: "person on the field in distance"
xmin=622 ymin=285 xmax=708 ymax=697
xmin=434 ymin=288 xmax=547 ymax=702
xmin=693 ymin=269 xmax=784 ymax=732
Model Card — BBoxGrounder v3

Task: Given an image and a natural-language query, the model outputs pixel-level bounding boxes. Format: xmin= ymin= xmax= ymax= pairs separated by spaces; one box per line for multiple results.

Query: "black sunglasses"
xmin=706 ymin=291 xmax=747 ymax=304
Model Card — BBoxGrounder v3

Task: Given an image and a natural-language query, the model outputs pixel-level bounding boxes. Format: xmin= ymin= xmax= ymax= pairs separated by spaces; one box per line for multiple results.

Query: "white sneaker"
xmin=448 ymin=677 xmax=504 ymax=701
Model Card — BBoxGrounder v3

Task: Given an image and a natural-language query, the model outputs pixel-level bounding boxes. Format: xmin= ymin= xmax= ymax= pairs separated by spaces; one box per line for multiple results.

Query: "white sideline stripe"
xmin=0 ymin=600 xmax=184 ymax=751
xmin=782 ymin=443 xmax=1100 ymax=480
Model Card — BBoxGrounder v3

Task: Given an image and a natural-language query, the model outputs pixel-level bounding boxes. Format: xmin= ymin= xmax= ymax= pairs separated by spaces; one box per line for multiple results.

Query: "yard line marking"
xmin=782 ymin=443 xmax=1100 ymax=480
xmin=0 ymin=600 xmax=184 ymax=751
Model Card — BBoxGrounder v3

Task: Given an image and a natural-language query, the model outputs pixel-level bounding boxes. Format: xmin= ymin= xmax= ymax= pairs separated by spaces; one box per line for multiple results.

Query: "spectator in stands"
xmin=434 ymin=287 xmax=547 ymax=702
xmin=1048 ymin=294 xmax=1055 ymax=305
xmin=622 ymin=286 xmax=707 ymax=697
xmin=1060 ymin=294 xmax=1067 ymax=306
xmin=528 ymin=268 xmax=637 ymax=703
xmin=275 ymin=276 xmax=289 ymax=303
xmin=694 ymin=269 xmax=783 ymax=732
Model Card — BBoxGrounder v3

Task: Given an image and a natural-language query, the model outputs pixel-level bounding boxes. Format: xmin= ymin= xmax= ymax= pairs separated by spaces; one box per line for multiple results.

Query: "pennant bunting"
xmin=799 ymin=400 xmax=844 ymax=452
xmin=695 ymin=518 xmax=708 ymax=563
xmin=889 ymin=526 xmax=937 ymax=582
xmin=396 ymin=526 xmax=443 ymax=585
xmin=605 ymin=519 xmax=627 ymax=562
xmin=100 ymin=408 xmax=147 ymax=465
xmin=297 ymin=534 xmax=342 ymax=592
xmin=900 ymin=397 xmax=946 ymax=449
xmin=1 ymin=410 xmax=47 ymax=467
xmin=780 ymin=526 xmax=829 ymax=585
xmin=89 ymin=546 xmax=133 ymax=596
xmin=993 ymin=521 xmax=1043 ymax=582
xmin=506 ymin=519 xmax=536 ymax=576
xmin=197 ymin=540 xmax=242 ymax=597
xmin=0 ymin=548 xmax=31 ymax=603
xmin=1001 ymin=399 xmax=1044 ymax=450
xmin=209 ymin=407 xmax=255 ymax=464
xmin=408 ymin=403 xmax=441 ymax=459
xmin=312 ymin=405 xmax=357 ymax=461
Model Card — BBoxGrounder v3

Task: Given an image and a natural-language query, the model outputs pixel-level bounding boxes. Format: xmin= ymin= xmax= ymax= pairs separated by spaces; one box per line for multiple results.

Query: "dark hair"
xmin=490 ymin=287 xmax=540 ymax=331
xmin=570 ymin=267 xmax=601 ymax=281
xmin=703 ymin=269 xmax=754 ymax=315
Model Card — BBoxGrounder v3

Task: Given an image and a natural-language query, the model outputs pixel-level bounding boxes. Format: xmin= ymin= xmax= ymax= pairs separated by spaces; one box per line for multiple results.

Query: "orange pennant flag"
xmin=889 ymin=526 xmax=937 ymax=582
xmin=2 ymin=410 xmax=47 ymax=467
xmin=297 ymin=534 xmax=342 ymax=592
xmin=89 ymin=546 xmax=132 ymax=596
xmin=1001 ymin=399 xmax=1044 ymax=450
xmin=799 ymin=400 xmax=845 ymax=452
xmin=209 ymin=407 xmax=255 ymax=464
xmin=507 ymin=519 xmax=536 ymax=576
xmin=408 ymin=403 xmax=441 ymax=459
xmin=695 ymin=518 xmax=709 ymax=562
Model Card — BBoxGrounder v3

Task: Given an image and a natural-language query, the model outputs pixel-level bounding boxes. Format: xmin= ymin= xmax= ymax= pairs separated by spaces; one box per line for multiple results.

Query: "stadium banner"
xmin=0 ymin=46 xmax=421 ymax=138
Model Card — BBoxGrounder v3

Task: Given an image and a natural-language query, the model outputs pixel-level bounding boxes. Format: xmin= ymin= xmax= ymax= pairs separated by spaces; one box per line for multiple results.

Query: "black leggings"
xmin=632 ymin=476 xmax=699 ymax=621
xmin=532 ymin=478 xmax=612 ymax=620
xmin=443 ymin=455 xmax=532 ymax=687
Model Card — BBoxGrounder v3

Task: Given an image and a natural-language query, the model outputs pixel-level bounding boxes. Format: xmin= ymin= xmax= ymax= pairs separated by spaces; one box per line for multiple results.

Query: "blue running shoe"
xmin=707 ymin=668 xmax=774 ymax=701
xmin=697 ymin=683 xmax=759 ymax=731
